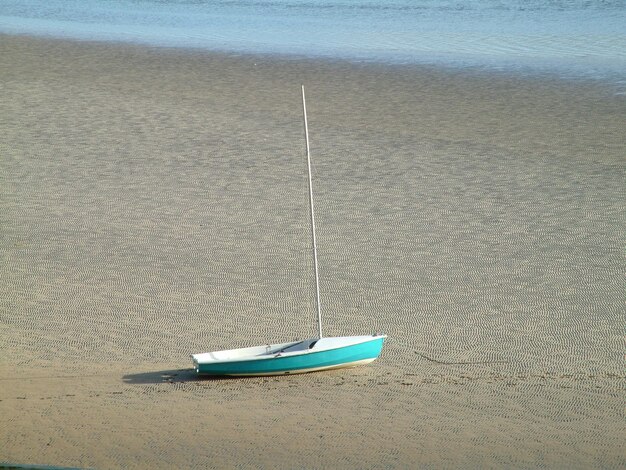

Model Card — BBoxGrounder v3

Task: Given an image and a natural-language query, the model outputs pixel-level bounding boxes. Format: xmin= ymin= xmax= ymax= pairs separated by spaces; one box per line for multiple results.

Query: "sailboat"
xmin=191 ymin=86 xmax=386 ymax=376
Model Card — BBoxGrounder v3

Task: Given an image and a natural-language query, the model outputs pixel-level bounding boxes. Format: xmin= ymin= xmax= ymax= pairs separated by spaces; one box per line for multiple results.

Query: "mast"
xmin=301 ymin=85 xmax=323 ymax=339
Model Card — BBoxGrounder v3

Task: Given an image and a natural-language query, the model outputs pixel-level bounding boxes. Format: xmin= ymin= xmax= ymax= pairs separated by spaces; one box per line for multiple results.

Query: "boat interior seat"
xmin=279 ymin=339 xmax=317 ymax=353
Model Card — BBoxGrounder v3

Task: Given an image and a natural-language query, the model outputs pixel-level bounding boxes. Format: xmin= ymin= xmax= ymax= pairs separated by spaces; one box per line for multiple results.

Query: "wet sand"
xmin=0 ymin=35 xmax=624 ymax=469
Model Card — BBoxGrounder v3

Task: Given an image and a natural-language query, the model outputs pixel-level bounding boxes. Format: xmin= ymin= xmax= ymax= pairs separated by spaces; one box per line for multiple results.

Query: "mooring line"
xmin=416 ymin=352 xmax=509 ymax=365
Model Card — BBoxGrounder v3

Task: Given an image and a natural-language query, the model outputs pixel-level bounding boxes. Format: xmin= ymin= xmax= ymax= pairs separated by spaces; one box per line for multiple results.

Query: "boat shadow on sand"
xmin=122 ymin=369 xmax=234 ymax=384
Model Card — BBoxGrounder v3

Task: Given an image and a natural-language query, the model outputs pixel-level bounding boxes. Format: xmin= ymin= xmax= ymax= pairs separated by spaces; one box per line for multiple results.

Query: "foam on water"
xmin=1 ymin=0 xmax=625 ymax=81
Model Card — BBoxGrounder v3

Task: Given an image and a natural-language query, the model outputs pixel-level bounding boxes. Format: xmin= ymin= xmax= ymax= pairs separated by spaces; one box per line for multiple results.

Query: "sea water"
xmin=1 ymin=0 xmax=625 ymax=81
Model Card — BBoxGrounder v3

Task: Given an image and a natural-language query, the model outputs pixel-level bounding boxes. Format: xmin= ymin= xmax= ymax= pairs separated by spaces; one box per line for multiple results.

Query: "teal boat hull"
xmin=192 ymin=335 xmax=386 ymax=376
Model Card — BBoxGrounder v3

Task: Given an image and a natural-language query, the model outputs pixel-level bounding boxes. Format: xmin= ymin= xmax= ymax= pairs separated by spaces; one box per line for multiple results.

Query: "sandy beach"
xmin=0 ymin=34 xmax=624 ymax=468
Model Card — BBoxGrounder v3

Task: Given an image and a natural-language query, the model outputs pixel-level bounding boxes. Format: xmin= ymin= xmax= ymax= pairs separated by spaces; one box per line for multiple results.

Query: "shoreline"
xmin=1 ymin=33 xmax=624 ymax=468
xmin=2 ymin=33 xmax=623 ymax=163
xmin=2 ymin=31 xmax=626 ymax=94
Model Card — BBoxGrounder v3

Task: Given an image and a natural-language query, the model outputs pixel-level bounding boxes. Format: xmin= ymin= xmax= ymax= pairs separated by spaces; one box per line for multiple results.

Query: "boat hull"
xmin=192 ymin=335 xmax=386 ymax=376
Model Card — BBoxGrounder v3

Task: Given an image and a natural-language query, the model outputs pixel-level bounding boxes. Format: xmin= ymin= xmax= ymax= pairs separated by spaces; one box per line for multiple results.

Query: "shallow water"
xmin=1 ymin=0 xmax=625 ymax=81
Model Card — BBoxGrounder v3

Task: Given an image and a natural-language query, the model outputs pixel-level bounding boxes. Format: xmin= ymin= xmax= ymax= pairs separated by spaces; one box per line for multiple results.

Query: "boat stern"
xmin=190 ymin=354 xmax=200 ymax=374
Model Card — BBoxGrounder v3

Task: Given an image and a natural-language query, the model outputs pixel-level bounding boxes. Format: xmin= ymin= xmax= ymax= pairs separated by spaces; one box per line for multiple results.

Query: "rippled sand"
xmin=0 ymin=35 xmax=624 ymax=469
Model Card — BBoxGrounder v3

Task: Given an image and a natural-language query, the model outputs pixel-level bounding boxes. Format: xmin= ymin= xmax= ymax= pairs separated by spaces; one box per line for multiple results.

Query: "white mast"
xmin=301 ymin=85 xmax=323 ymax=339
